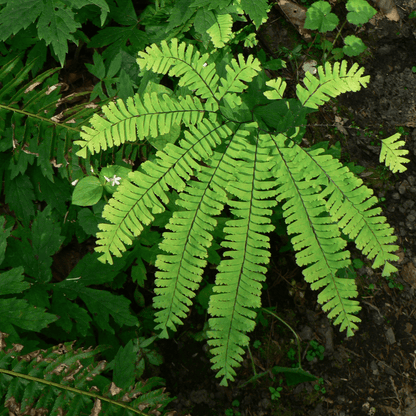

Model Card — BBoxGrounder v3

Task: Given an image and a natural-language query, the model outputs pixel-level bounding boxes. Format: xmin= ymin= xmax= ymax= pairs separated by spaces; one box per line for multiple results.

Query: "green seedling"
xmin=269 ymin=385 xmax=283 ymax=401
xmin=304 ymin=0 xmax=377 ymax=61
xmin=306 ymin=340 xmax=325 ymax=361
xmin=314 ymin=377 xmax=326 ymax=394
xmin=385 ymin=274 xmax=403 ymax=291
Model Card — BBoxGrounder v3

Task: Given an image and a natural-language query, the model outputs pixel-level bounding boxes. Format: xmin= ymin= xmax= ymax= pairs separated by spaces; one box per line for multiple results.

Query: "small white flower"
xmin=71 ymin=179 xmax=79 ymax=186
xmin=104 ymin=175 xmax=122 ymax=186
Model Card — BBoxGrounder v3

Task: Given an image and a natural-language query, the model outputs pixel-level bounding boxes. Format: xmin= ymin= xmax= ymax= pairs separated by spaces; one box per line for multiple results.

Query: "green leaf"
xmin=0 ymin=216 xmax=12 ymax=266
xmin=0 ymin=0 xmax=43 ymax=42
xmin=304 ymin=1 xmax=339 ymax=32
xmin=380 ymin=133 xmax=410 ymax=173
xmin=346 ymin=0 xmax=376 ymax=25
xmin=272 ymin=366 xmax=318 ymax=386
xmin=113 ymin=340 xmax=136 ymax=389
xmin=51 ymin=290 xmax=92 ymax=336
xmin=78 ymin=208 xmax=101 ymax=235
xmin=5 ymin=173 xmax=35 ymax=226
xmin=240 ymin=0 xmax=270 ymax=28
xmin=37 ymin=0 xmax=81 ymax=66
xmin=0 ymin=296 xmax=58 ymax=332
xmin=5 ymin=207 xmax=64 ymax=283
xmin=0 ymin=267 xmax=29 ymax=296
xmin=99 ymin=165 xmax=131 ymax=194
xmin=343 ymin=35 xmax=366 ymax=57
xmin=31 ymin=166 xmax=71 ymax=216
xmin=63 ymin=286 xmax=139 ymax=333
xmin=72 ymin=176 xmax=103 ymax=206
xmin=85 ymin=51 xmax=106 ymax=80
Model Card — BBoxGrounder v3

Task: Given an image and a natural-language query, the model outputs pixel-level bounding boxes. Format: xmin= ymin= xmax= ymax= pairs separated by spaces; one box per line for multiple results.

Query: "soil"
xmin=157 ymin=1 xmax=416 ymax=415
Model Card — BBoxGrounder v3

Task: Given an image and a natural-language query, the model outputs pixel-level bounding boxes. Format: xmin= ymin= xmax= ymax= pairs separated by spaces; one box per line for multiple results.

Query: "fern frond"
xmin=296 ymin=60 xmax=370 ymax=109
xmin=0 ymin=338 xmax=171 ymax=415
xmin=207 ymin=126 xmax=278 ymax=386
xmin=207 ymin=13 xmax=234 ymax=48
xmin=95 ymin=118 xmax=233 ymax=264
xmin=153 ymin=151 xmax=230 ymax=338
xmin=263 ymin=132 xmax=360 ymax=336
xmin=75 ymin=92 xmax=205 ymax=157
xmin=137 ymin=38 xmax=220 ymax=103
xmin=380 ymin=133 xmax=410 ymax=174
xmin=216 ymin=54 xmax=261 ymax=100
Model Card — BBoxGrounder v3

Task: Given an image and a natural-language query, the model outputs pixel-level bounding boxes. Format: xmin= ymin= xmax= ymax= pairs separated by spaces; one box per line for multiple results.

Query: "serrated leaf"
xmin=0 ymin=267 xmax=29 ymax=296
xmin=0 ymin=216 xmax=12 ymax=266
xmin=240 ymin=0 xmax=270 ymax=28
xmin=37 ymin=0 xmax=81 ymax=66
xmin=5 ymin=173 xmax=35 ymax=226
xmin=62 ymin=286 xmax=138 ymax=333
xmin=51 ymin=290 xmax=92 ymax=336
xmin=0 ymin=297 xmax=58 ymax=332
xmin=0 ymin=0 xmax=43 ymax=41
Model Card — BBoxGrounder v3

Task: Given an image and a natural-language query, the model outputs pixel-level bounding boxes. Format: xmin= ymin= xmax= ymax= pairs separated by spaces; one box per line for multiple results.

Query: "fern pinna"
xmin=75 ymin=39 xmax=408 ymax=386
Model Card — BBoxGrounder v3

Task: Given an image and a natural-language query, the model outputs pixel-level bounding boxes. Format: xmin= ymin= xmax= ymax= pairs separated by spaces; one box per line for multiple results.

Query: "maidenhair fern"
xmin=75 ymin=39 xmax=409 ymax=386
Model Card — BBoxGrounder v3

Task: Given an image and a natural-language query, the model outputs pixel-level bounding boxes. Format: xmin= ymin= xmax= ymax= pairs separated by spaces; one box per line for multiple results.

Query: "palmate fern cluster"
xmin=75 ymin=39 xmax=409 ymax=386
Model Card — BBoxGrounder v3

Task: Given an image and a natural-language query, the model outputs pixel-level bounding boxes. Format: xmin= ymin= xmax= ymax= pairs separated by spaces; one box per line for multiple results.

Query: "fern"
xmin=0 ymin=335 xmax=172 ymax=415
xmin=75 ymin=39 xmax=408 ymax=386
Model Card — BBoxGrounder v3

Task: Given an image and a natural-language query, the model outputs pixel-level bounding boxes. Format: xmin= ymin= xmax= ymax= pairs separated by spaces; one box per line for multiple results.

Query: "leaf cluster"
xmin=75 ymin=37 xmax=408 ymax=385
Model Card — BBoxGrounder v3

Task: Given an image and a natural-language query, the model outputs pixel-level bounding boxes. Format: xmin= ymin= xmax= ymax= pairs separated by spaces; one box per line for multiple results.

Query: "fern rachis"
xmin=74 ymin=39 xmax=409 ymax=386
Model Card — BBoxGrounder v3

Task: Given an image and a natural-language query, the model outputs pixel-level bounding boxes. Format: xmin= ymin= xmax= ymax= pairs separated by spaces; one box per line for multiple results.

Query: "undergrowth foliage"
xmin=75 ymin=38 xmax=409 ymax=385
xmin=0 ymin=337 xmax=172 ymax=416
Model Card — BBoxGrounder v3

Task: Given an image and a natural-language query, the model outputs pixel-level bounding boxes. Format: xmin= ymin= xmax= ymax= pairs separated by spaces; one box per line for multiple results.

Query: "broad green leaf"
xmin=51 ymin=291 xmax=92 ymax=336
xmin=304 ymin=1 xmax=339 ymax=33
xmin=113 ymin=340 xmax=136 ymax=389
xmin=78 ymin=208 xmax=101 ymax=235
xmin=346 ymin=0 xmax=376 ymax=25
xmin=72 ymin=176 xmax=103 ymax=206
xmin=343 ymin=35 xmax=366 ymax=57
xmin=30 ymin=206 xmax=65 ymax=281
xmin=31 ymin=166 xmax=71 ymax=216
xmin=5 ymin=174 xmax=35 ymax=226
xmin=62 ymin=285 xmax=138 ymax=333
xmin=0 ymin=297 xmax=58 ymax=332
xmin=0 ymin=267 xmax=29 ymax=295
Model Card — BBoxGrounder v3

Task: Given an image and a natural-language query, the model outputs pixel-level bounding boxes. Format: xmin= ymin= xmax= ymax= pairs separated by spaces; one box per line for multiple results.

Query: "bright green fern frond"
xmin=263 ymin=132 xmax=360 ymax=336
xmin=296 ymin=60 xmax=369 ymax=109
xmin=137 ymin=38 xmax=220 ymax=104
xmin=75 ymin=92 xmax=205 ymax=158
xmin=380 ymin=133 xmax=410 ymax=174
xmin=207 ymin=13 xmax=234 ymax=48
xmin=216 ymin=54 xmax=262 ymax=100
xmin=153 ymin=151 xmax=231 ymax=338
xmin=96 ymin=118 xmax=233 ymax=264
xmin=312 ymin=152 xmax=399 ymax=276
xmin=207 ymin=127 xmax=278 ymax=386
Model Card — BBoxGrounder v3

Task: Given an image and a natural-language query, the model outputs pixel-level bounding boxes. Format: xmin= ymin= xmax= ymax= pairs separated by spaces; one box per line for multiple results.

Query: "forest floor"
xmin=159 ymin=1 xmax=416 ymax=415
